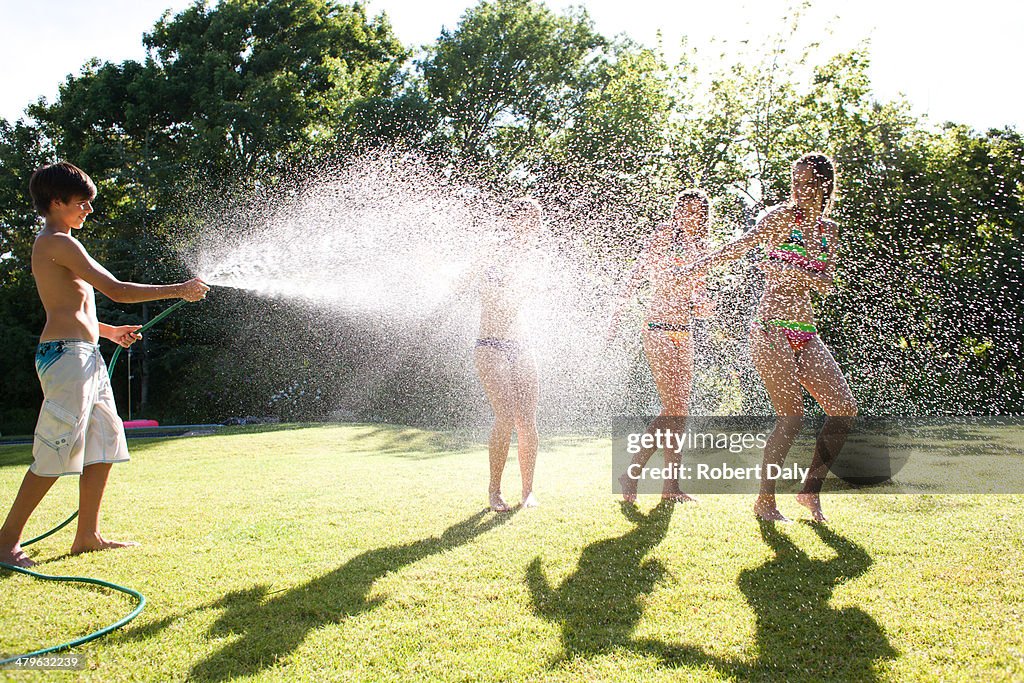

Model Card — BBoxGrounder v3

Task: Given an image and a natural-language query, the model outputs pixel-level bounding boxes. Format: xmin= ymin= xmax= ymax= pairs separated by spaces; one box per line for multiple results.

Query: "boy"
xmin=0 ymin=161 xmax=208 ymax=567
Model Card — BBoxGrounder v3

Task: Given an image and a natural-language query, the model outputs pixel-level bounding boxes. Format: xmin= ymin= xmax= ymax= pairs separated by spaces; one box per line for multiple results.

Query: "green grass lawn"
xmin=1 ymin=423 xmax=1022 ymax=682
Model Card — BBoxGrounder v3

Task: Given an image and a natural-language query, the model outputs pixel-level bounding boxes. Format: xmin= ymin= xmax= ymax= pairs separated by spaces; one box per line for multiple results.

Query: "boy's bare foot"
xmin=795 ymin=492 xmax=828 ymax=523
xmin=754 ymin=499 xmax=790 ymax=523
xmin=489 ymin=491 xmax=511 ymax=513
xmin=0 ymin=545 xmax=36 ymax=568
xmin=70 ymin=534 xmax=139 ymax=556
xmin=619 ymin=472 xmax=638 ymax=504
xmin=522 ymin=492 xmax=539 ymax=508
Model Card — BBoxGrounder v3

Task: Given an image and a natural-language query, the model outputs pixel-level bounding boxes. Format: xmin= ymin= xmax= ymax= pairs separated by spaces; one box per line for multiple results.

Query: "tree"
xmin=0 ymin=120 xmax=49 ymax=434
xmin=2 ymin=0 xmax=1021 ymax=426
xmin=542 ymin=44 xmax=679 ymax=240
xmin=7 ymin=0 xmax=411 ymax=422
xmin=141 ymin=0 xmax=408 ymax=174
xmin=421 ymin=0 xmax=605 ymax=171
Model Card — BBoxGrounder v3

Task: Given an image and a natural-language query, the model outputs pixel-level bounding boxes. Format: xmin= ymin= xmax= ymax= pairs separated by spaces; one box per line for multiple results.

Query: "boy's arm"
xmin=98 ymin=323 xmax=143 ymax=348
xmin=45 ymin=234 xmax=208 ymax=303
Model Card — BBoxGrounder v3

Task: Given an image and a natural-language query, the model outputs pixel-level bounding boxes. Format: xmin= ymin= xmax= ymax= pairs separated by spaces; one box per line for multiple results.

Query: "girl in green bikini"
xmin=687 ymin=153 xmax=857 ymax=522
xmin=609 ymin=189 xmax=714 ymax=503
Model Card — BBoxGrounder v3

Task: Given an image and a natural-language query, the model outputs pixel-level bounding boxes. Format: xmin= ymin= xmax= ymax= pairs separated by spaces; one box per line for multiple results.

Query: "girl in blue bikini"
xmin=466 ymin=198 xmax=543 ymax=512
xmin=687 ymin=153 xmax=857 ymax=522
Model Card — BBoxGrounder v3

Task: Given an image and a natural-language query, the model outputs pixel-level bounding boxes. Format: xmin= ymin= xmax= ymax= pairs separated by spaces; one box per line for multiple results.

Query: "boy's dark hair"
xmin=29 ymin=162 xmax=97 ymax=216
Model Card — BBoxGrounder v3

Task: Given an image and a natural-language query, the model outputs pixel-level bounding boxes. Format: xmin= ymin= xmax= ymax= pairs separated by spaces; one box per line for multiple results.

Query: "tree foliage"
xmin=1 ymin=0 xmax=1021 ymax=431
xmin=421 ymin=0 xmax=605 ymax=167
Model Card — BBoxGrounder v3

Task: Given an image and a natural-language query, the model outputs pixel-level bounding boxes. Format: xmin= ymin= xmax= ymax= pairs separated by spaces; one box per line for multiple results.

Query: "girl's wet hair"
xmin=793 ymin=152 xmax=836 ymax=215
xmin=674 ymin=188 xmax=711 ymax=226
xmin=29 ymin=161 xmax=97 ymax=216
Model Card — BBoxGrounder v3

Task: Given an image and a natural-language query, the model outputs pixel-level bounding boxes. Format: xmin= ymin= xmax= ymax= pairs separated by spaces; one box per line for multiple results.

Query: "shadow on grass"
xmin=0 ymin=445 xmax=32 ymax=469
xmin=150 ymin=422 xmax=483 ymax=457
xmin=184 ymin=509 xmax=513 ymax=681
xmin=526 ymin=500 xmax=675 ymax=660
xmin=530 ymin=513 xmax=897 ymax=681
xmin=0 ymin=423 xmax=487 ymax=467
xmin=345 ymin=424 xmax=483 ymax=458
xmin=729 ymin=520 xmax=898 ymax=680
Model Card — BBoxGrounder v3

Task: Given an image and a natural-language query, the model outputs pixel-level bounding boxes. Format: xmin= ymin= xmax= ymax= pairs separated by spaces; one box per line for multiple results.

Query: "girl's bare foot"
xmin=522 ymin=492 xmax=539 ymax=508
xmin=489 ymin=491 xmax=511 ymax=513
xmin=619 ymin=472 xmax=638 ymax=504
xmin=796 ymin=492 xmax=828 ymax=523
xmin=0 ymin=545 xmax=36 ymax=568
xmin=754 ymin=498 xmax=790 ymax=523
xmin=69 ymin=533 xmax=139 ymax=556
xmin=662 ymin=486 xmax=697 ymax=503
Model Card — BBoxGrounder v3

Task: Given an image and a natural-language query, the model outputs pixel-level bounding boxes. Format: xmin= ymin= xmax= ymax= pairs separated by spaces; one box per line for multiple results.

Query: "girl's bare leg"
xmin=793 ymin=337 xmax=858 ymax=522
xmin=620 ymin=330 xmax=696 ymax=503
xmin=476 ymin=347 xmax=517 ymax=511
xmin=751 ymin=325 xmax=805 ymax=522
xmin=512 ymin=351 xmax=540 ymax=507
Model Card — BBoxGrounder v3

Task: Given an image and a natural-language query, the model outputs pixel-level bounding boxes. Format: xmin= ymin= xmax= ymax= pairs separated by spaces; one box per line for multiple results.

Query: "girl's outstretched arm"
xmin=684 ymin=205 xmax=790 ymax=277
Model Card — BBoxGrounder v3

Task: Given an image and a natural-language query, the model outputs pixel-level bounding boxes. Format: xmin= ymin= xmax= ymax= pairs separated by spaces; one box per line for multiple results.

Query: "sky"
xmin=0 ymin=0 xmax=1020 ymax=131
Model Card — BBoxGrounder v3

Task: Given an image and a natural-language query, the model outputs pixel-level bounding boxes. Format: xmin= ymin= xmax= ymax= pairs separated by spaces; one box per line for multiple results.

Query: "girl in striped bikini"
xmin=688 ymin=153 xmax=857 ymax=522
xmin=609 ymin=189 xmax=714 ymax=503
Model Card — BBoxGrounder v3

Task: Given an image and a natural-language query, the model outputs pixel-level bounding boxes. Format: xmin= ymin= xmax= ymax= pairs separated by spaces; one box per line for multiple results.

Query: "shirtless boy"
xmin=0 ymin=161 xmax=208 ymax=567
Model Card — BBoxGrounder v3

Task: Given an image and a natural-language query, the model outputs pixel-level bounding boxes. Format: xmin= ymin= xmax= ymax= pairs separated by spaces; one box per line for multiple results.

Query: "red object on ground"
xmin=123 ymin=419 xmax=159 ymax=429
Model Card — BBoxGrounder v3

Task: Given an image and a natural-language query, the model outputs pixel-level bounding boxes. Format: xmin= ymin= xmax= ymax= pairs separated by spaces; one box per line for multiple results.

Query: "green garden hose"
xmin=108 ymin=298 xmax=190 ymax=374
xmin=0 ymin=297 xmax=192 ymax=667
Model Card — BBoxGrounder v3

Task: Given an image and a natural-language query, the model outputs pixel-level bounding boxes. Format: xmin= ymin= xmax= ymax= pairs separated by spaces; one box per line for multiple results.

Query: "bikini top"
xmin=767 ymin=208 xmax=829 ymax=273
xmin=667 ymin=231 xmax=704 ymax=268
